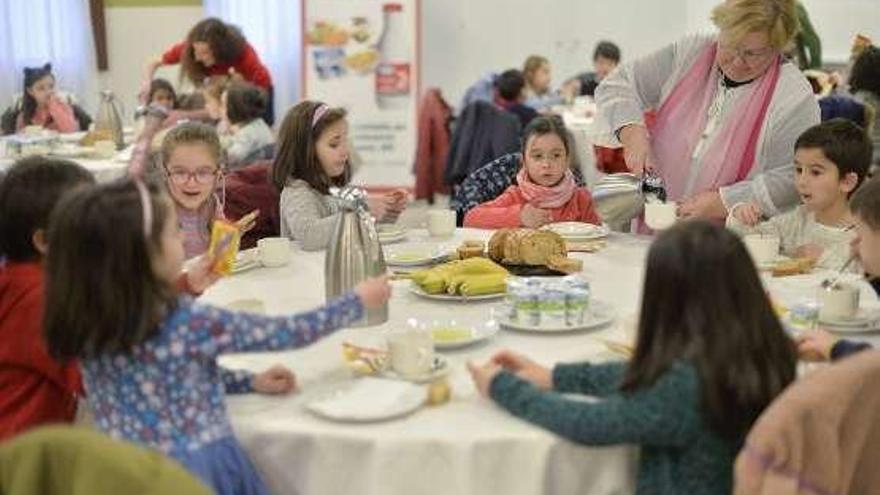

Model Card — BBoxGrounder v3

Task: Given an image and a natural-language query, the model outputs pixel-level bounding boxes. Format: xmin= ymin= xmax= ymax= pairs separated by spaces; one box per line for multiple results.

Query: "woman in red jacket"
xmin=142 ymin=18 xmax=275 ymax=124
xmin=464 ymin=116 xmax=601 ymax=229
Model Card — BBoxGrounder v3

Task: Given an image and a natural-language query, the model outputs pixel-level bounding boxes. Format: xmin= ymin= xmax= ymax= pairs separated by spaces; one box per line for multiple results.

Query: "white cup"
xmin=387 ymin=330 xmax=434 ymax=379
xmin=427 ymin=209 xmax=456 ymax=238
xmin=743 ymin=234 xmax=780 ymax=266
xmin=257 ymin=237 xmax=289 ymax=267
xmin=93 ymin=140 xmax=116 ymax=158
xmin=818 ymin=283 xmax=860 ymax=320
xmin=644 ymin=202 xmax=677 ymax=230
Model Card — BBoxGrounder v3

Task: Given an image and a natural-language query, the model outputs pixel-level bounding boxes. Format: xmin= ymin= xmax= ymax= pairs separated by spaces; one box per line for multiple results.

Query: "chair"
xmin=734 ymin=351 xmax=880 ymax=495
xmin=819 ymin=94 xmax=871 ymax=128
xmin=413 ymin=88 xmax=452 ymax=204
xmin=0 ymin=426 xmax=211 ymax=495
xmin=444 ymin=101 xmax=521 ymax=188
xmin=224 ymin=160 xmax=279 ymax=249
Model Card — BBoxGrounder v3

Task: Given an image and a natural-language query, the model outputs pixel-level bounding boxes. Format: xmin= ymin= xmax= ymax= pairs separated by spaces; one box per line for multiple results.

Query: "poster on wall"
xmin=302 ymin=0 xmax=420 ymax=187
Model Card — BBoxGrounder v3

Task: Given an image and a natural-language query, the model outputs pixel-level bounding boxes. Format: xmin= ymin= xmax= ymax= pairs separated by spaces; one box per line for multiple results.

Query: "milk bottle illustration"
xmin=375 ymin=3 xmax=411 ymax=110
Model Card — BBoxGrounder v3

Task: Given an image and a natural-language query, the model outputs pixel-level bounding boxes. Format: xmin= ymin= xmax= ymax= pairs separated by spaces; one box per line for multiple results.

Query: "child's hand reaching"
xmin=795 ymin=329 xmax=838 ymax=361
xmin=354 ymin=274 xmax=392 ymax=310
xmin=521 ymin=204 xmax=553 ymax=228
xmin=183 ymin=252 xmax=222 ymax=294
xmin=490 ymin=350 xmax=552 ymax=390
xmin=235 ymin=210 xmax=260 ymax=234
xmin=467 ymin=360 xmax=503 ymax=398
xmin=253 ymin=364 xmax=297 ymax=394
xmin=730 ymin=202 xmax=763 ymax=226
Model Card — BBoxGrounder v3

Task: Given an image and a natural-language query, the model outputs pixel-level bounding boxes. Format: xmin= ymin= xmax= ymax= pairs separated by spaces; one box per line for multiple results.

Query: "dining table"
xmin=202 ymin=227 xmax=880 ymax=495
xmin=0 ymin=131 xmax=132 ymax=183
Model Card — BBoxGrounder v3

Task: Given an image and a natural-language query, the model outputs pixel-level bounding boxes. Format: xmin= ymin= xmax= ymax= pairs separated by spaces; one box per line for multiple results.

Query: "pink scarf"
xmin=516 ymin=168 xmax=577 ymax=208
xmin=648 ymin=41 xmax=781 ymax=201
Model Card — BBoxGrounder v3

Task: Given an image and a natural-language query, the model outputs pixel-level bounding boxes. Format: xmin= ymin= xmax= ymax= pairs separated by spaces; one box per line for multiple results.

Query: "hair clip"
xmin=311 ymin=103 xmax=330 ymax=129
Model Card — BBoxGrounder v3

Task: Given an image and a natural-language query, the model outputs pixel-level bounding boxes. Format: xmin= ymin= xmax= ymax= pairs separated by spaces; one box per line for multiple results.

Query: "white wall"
xmin=99 ymin=5 xmax=203 ymax=123
xmin=800 ymin=0 xmax=880 ymax=63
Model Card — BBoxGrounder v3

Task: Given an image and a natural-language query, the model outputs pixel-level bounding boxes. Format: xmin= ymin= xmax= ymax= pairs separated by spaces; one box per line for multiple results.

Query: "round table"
xmin=201 ymin=228 xmax=880 ymax=495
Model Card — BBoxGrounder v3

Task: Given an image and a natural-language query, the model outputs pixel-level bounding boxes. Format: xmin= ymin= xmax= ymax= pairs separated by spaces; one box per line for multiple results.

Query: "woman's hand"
xmin=491 ymin=350 xmax=552 ymax=390
xmin=467 ymin=360 xmax=503 ymax=398
xmin=521 ymin=204 xmax=553 ymax=228
xmin=730 ymin=202 xmax=763 ymax=226
xmin=795 ymin=330 xmax=838 ymax=362
xmin=253 ymin=364 xmax=297 ymax=394
xmin=618 ymin=124 xmax=655 ymax=174
xmin=678 ymin=190 xmax=728 ymax=220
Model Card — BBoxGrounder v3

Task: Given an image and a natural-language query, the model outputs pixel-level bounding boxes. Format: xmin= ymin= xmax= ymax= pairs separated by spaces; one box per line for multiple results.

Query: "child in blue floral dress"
xmin=42 ymin=178 xmax=391 ymax=495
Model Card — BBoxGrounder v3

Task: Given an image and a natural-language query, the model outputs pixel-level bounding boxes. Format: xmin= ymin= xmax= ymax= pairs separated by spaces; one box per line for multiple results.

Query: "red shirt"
xmin=464 ymin=186 xmax=602 ymax=229
xmin=0 ymin=262 xmax=82 ymax=441
xmin=162 ymin=41 xmax=273 ymax=89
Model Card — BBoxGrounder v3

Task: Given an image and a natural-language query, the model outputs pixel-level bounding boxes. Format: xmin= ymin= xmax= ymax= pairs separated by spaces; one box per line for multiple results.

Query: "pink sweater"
xmin=16 ymin=98 xmax=78 ymax=133
xmin=464 ymin=185 xmax=601 ymax=229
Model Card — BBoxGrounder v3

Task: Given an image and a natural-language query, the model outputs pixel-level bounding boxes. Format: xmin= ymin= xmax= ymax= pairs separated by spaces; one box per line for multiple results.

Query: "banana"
xmin=413 ymin=258 xmax=508 ymax=295
xmin=460 ymin=273 xmax=508 ymax=296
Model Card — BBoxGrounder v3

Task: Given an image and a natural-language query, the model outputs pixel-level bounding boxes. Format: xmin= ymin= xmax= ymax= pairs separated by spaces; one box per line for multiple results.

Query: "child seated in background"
xmin=493 ymin=69 xmax=538 ymax=128
xmin=203 ymin=75 xmax=230 ymax=134
xmin=464 ymin=116 xmax=600 ymax=229
xmin=147 ymin=78 xmax=178 ymax=110
xmin=224 ymin=81 xmax=275 ymax=168
xmin=798 ymin=175 xmax=880 ymax=361
xmin=0 ymin=157 xmax=94 ymax=441
xmin=1 ymin=64 xmax=88 ymax=135
xmin=42 ymin=177 xmax=391 ymax=494
xmin=468 ymin=221 xmax=797 ymax=495
xmin=273 ymin=101 xmax=407 ymax=251
xmin=727 ymin=119 xmax=872 ymax=270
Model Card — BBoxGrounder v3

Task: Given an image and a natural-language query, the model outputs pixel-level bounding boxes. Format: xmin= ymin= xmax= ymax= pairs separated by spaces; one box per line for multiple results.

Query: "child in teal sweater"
xmin=469 ymin=221 xmax=798 ymax=495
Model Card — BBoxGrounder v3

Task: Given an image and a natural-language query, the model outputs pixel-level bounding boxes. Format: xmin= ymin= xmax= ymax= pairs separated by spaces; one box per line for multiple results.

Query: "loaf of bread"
xmin=488 ymin=228 xmax=567 ymax=266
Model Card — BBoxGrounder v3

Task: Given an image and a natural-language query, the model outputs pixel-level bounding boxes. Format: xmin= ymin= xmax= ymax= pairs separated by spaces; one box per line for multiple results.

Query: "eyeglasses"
xmin=718 ymin=42 xmax=775 ymax=65
xmin=165 ymin=168 xmax=219 ymax=185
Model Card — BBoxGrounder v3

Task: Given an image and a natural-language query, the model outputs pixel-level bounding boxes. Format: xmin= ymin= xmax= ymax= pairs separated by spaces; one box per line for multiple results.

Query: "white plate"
xmin=50 ymin=146 xmax=94 ymax=158
xmin=405 ymin=316 xmax=500 ymax=350
xmin=758 ymin=255 xmax=792 ymax=271
xmin=408 ymin=282 xmax=505 ymax=302
xmin=385 ymin=244 xmax=449 ymax=266
xmin=821 ymin=308 xmax=880 ymax=333
xmin=542 ymin=222 xmax=608 ymax=240
xmin=382 ymin=355 xmax=450 ymax=383
xmin=59 ymin=131 xmax=86 ymax=143
xmin=231 ymin=250 xmax=261 ymax=274
xmin=304 ymin=377 xmax=425 ymax=423
xmin=498 ymin=299 xmax=617 ymax=333
xmin=377 ymin=225 xmax=407 ymax=244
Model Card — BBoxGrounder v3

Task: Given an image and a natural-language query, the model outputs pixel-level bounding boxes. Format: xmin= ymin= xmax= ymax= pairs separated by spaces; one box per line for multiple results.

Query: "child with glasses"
xmin=463 ymin=116 xmax=601 ymax=229
xmin=160 ymin=122 xmax=256 ymax=258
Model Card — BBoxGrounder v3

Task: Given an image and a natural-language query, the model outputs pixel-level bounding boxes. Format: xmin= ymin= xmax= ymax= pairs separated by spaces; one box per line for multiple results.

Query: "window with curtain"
xmin=0 ymin=0 xmax=99 ymax=116
xmin=204 ymin=0 xmax=302 ymax=123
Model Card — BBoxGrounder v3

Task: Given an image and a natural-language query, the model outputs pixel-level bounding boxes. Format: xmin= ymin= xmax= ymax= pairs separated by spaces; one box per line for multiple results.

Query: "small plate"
xmin=821 ymin=308 xmax=880 ymax=333
xmin=231 ymin=250 xmax=261 ymax=274
xmin=385 ymin=244 xmax=449 ymax=266
xmin=382 ymin=355 xmax=450 ymax=383
xmin=304 ymin=377 xmax=425 ymax=423
xmin=498 ymin=299 xmax=616 ymax=333
xmin=377 ymin=225 xmax=407 ymax=244
xmin=408 ymin=282 xmax=505 ymax=302
xmin=541 ymin=222 xmax=608 ymax=241
xmin=405 ymin=316 xmax=499 ymax=350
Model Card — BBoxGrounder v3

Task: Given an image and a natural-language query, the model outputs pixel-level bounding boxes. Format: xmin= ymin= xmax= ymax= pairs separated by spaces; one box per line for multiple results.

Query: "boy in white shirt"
xmin=727 ymin=119 xmax=872 ymax=270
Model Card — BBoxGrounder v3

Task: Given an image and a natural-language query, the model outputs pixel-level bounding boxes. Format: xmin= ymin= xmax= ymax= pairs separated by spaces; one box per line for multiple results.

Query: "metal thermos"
xmin=94 ymin=90 xmax=124 ymax=150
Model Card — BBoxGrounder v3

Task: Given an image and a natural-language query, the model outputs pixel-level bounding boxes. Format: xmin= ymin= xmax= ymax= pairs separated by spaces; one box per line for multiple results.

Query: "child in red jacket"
xmin=0 ymin=157 xmax=94 ymax=441
xmin=464 ymin=116 xmax=601 ymax=229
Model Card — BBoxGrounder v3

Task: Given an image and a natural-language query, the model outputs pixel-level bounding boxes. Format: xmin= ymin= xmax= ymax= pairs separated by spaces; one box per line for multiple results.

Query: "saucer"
xmin=382 ymin=355 xmax=450 ymax=383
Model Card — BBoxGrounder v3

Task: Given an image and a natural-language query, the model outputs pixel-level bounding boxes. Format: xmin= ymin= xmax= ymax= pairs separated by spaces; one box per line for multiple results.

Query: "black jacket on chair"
xmin=444 ymin=101 xmax=521 ymax=187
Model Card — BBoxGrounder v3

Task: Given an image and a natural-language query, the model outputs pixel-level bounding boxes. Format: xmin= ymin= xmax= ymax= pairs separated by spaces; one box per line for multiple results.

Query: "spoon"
xmin=821 ymin=254 xmax=856 ymax=290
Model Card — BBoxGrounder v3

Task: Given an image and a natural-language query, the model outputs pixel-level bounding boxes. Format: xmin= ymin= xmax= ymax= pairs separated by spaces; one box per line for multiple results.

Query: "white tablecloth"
xmin=202 ymin=228 xmax=880 ymax=495
xmin=203 ymin=228 xmax=645 ymax=495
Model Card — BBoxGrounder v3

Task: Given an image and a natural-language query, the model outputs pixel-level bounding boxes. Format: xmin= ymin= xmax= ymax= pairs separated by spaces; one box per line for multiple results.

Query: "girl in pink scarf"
xmin=464 ymin=116 xmax=601 ymax=229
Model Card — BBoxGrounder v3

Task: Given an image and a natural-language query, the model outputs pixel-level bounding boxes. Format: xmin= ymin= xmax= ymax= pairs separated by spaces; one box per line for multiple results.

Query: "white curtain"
xmin=204 ymin=0 xmax=302 ymax=125
xmin=0 ymin=0 xmax=99 ymax=116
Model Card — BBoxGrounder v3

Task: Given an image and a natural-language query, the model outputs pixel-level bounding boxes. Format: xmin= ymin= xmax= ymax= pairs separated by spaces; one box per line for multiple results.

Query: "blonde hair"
xmin=523 ymin=55 xmax=549 ymax=86
xmin=710 ymin=0 xmax=799 ymax=50
xmin=160 ymin=122 xmax=224 ymax=170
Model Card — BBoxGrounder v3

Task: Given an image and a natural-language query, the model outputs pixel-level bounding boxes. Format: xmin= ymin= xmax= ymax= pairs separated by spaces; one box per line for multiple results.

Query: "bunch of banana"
xmin=410 ymin=258 xmax=508 ymax=295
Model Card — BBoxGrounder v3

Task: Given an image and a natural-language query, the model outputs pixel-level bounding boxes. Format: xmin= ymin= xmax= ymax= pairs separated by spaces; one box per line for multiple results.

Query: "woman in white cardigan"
xmin=595 ymin=0 xmax=819 ymax=220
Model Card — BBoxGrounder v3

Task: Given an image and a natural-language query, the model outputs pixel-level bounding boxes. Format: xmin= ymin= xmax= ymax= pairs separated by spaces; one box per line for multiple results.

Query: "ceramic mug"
xmin=644 ymin=202 xmax=677 ymax=230
xmin=427 ymin=209 xmax=456 ymax=238
xmin=257 ymin=237 xmax=289 ymax=267
xmin=743 ymin=234 xmax=780 ymax=267
xmin=387 ymin=330 xmax=434 ymax=379
xmin=818 ymin=282 xmax=860 ymax=320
